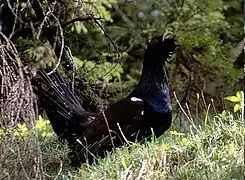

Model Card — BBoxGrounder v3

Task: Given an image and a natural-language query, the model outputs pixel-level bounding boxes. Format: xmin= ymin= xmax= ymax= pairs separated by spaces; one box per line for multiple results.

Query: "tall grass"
xmin=0 ymin=96 xmax=244 ymax=179
xmin=75 ymin=112 xmax=244 ymax=180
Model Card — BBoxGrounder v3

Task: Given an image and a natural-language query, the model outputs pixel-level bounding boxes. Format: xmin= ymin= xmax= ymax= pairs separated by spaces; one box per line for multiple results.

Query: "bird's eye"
xmin=148 ymin=38 xmax=159 ymax=46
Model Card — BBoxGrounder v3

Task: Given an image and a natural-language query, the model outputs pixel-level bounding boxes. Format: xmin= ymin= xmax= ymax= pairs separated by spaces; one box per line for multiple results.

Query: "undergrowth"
xmin=0 ymin=93 xmax=244 ymax=179
xmin=75 ymin=114 xmax=244 ymax=180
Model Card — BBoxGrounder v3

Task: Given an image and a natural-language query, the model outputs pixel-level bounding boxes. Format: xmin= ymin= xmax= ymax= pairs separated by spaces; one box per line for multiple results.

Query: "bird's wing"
xmin=82 ymin=96 xmax=145 ymax=146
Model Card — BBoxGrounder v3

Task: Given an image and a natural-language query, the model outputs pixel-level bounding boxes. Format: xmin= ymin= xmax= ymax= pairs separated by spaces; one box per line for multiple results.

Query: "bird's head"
xmin=144 ymin=34 xmax=176 ymax=65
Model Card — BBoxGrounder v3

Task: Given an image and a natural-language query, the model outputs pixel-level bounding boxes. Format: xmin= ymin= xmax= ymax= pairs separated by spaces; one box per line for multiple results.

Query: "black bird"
xmin=33 ymin=34 xmax=176 ymax=165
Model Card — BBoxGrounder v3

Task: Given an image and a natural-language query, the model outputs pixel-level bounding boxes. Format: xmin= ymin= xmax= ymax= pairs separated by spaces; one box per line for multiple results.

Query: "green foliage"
xmin=7 ymin=0 xmax=244 ymax=106
xmin=0 ymin=117 xmax=71 ymax=179
xmin=225 ymin=91 xmax=244 ymax=112
xmin=74 ymin=56 xmax=124 ymax=83
xmin=68 ymin=0 xmax=117 ymax=34
xmin=0 ymin=115 xmax=54 ymax=141
xmin=66 ymin=0 xmax=243 ymax=104
xmin=14 ymin=38 xmax=58 ymax=69
xmin=35 ymin=115 xmax=55 ymax=140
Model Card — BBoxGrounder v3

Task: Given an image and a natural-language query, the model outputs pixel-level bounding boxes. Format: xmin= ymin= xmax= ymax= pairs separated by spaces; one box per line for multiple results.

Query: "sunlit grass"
xmin=0 ymin=95 xmax=244 ymax=179
xmin=74 ymin=113 xmax=244 ymax=180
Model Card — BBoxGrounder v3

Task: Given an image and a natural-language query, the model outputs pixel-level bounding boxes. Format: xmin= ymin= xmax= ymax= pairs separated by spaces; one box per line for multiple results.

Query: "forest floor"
xmin=0 ymin=107 xmax=243 ymax=180
xmin=75 ymin=113 xmax=244 ymax=180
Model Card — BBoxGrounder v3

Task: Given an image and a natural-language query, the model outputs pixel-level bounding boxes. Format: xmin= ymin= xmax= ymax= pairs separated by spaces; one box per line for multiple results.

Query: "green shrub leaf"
xmin=236 ymin=91 xmax=244 ymax=101
xmin=225 ymin=96 xmax=240 ymax=102
xmin=221 ymin=110 xmax=227 ymax=118
xmin=234 ymin=104 xmax=240 ymax=113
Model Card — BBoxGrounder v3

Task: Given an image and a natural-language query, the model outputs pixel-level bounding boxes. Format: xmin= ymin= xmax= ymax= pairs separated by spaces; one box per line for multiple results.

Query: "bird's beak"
xmin=162 ymin=31 xmax=174 ymax=41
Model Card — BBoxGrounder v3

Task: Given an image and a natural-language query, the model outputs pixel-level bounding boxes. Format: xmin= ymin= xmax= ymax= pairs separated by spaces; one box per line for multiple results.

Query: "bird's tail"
xmin=33 ymin=68 xmax=91 ymax=137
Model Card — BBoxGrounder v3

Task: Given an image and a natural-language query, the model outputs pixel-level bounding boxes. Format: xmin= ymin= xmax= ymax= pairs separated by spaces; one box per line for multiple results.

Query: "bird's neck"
xmin=134 ymin=61 xmax=172 ymax=114
xmin=141 ymin=62 xmax=166 ymax=82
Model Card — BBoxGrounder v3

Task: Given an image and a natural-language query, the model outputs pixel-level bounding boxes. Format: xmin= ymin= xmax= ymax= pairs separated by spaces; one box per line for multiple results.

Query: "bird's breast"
xmin=142 ymin=83 xmax=172 ymax=113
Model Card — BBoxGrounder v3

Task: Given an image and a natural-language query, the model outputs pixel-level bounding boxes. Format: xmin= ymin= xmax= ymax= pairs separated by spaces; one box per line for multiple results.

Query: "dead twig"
xmin=61 ymin=17 xmax=103 ymax=28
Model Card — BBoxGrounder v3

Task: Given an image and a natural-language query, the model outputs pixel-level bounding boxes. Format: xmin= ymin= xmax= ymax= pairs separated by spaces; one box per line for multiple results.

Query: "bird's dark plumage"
xmin=33 ymin=34 xmax=176 ymax=165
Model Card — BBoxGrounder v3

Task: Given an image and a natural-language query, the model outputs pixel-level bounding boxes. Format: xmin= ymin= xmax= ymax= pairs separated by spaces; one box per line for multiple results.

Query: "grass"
xmin=0 ymin=107 xmax=244 ymax=179
xmin=75 ymin=114 xmax=244 ymax=180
